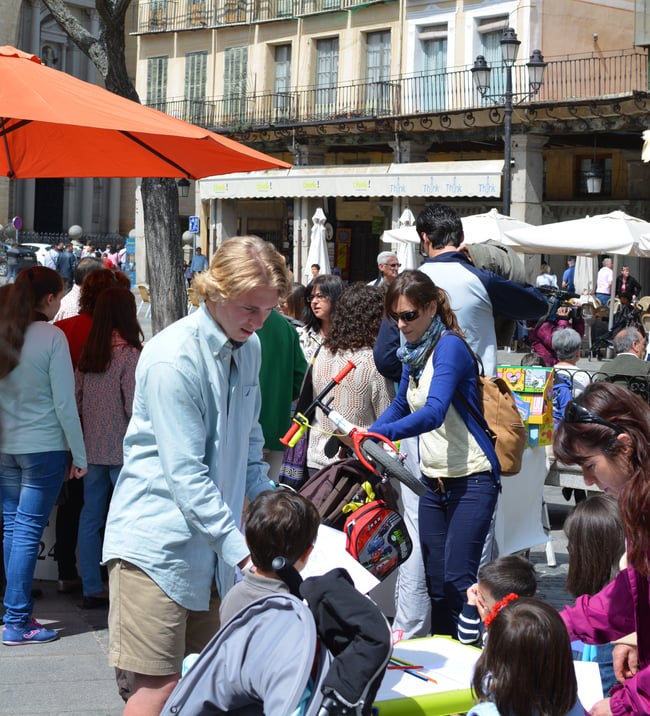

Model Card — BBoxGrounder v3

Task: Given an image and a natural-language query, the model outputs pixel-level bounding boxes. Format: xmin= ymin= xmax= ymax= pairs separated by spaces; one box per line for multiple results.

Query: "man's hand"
xmin=69 ymin=466 xmax=87 ymax=479
xmin=613 ymin=643 xmax=639 ymax=683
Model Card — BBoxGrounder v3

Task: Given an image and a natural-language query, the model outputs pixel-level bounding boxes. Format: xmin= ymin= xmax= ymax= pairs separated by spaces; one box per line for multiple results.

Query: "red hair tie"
xmin=484 ymin=592 xmax=519 ymax=629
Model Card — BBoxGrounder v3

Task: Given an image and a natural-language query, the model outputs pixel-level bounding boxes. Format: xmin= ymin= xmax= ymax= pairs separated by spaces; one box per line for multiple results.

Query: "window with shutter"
xmin=146 ymin=56 xmax=168 ymax=110
xmin=224 ymin=46 xmax=248 ymax=122
xmin=184 ymin=52 xmax=207 ymax=124
xmin=273 ymin=45 xmax=292 ymax=121
xmin=189 ymin=0 xmax=207 ymax=25
xmin=419 ymin=25 xmax=447 ymax=111
xmin=315 ymin=38 xmax=338 ymax=119
xmin=149 ymin=0 xmax=168 ymax=30
xmin=365 ymin=31 xmax=391 ymax=115
xmin=478 ymin=16 xmax=509 ymax=97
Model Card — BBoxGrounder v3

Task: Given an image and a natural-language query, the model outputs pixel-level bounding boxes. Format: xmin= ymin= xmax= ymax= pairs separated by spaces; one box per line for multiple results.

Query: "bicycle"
xmin=280 ymin=360 xmax=425 ymax=497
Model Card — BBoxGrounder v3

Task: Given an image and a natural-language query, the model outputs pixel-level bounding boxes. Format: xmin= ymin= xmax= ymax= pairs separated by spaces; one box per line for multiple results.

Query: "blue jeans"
xmin=418 ymin=472 xmax=498 ymax=638
xmin=595 ymin=293 xmax=611 ymax=306
xmin=78 ymin=464 xmax=121 ymax=597
xmin=0 ymin=451 xmax=68 ymax=625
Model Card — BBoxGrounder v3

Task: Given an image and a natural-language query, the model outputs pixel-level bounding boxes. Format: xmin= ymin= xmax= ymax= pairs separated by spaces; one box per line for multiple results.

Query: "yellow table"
xmin=374 ymin=636 xmax=481 ymax=716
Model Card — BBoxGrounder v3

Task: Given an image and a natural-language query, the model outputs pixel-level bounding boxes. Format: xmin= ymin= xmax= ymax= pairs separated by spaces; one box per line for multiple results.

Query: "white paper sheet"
xmin=375 ymin=637 xmax=481 ymax=702
xmin=574 ymin=660 xmax=604 ymax=710
xmin=495 ymin=446 xmax=550 ymax=554
xmin=300 ymin=524 xmax=380 ymax=595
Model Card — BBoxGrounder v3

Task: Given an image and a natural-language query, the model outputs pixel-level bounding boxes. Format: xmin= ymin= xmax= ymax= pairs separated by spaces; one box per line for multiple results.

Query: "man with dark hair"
xmin=415 ymin=203 xmax=547 ymax=375
xmin=53 ymin=256 xmax=103 ymax=322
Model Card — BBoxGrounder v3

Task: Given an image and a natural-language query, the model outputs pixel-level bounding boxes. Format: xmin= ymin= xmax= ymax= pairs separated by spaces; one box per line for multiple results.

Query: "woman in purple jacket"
xmin=555 ymin=382 xmax=650 ymax=716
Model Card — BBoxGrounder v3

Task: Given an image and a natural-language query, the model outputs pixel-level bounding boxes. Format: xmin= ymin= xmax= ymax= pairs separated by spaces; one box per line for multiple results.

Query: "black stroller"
xmin=160 ymin=565 xmax=393 ymax=716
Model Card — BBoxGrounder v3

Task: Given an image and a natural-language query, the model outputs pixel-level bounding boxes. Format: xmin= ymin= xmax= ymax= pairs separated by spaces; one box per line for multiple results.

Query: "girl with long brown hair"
xmin=0 ymin=267 xmax=86 ymax=645
xmin=75 ymin=288 xmax=143 ymax=608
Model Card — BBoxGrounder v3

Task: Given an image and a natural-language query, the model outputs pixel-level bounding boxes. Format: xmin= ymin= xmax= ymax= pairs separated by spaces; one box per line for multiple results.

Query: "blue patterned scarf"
xmin=396 ymin=314 xmax=445 ymax=381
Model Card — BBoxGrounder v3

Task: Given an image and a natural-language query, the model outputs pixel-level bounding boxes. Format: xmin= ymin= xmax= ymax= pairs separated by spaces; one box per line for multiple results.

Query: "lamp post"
xmin=472 ymin=29 xmax=547 ymax=216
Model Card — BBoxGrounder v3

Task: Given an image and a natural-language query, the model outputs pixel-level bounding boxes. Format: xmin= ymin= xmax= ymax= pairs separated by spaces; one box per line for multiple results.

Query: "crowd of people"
xmin=2 ymin=203 xmax=650 ymax=716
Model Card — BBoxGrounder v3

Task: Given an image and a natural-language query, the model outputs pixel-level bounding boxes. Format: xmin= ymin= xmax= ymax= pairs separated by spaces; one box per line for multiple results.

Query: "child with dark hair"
xmin=468 ymin=597 xmax=585 ymax=716
xmin=564 ymin=493 xmax=626 ymax=696
xmin=219 ymin=489 xmax=320 ymax=624
xmin=458 ymin=554 xmax=537 ymax=647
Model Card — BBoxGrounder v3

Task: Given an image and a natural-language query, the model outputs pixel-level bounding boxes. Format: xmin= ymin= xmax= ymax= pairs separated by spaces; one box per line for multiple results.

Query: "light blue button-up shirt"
xmin=103 ymin=304 xmax=272 ymax=611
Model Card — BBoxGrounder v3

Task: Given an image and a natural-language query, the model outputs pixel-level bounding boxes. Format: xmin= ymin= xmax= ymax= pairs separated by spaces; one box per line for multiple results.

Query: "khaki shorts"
xmin=107 ymin=560 xmax=221 ymax=676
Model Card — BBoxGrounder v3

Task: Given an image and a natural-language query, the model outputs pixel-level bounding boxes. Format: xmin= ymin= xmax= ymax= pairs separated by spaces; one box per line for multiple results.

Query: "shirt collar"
xmin=196 ymin=303 xmax=245 ymax=359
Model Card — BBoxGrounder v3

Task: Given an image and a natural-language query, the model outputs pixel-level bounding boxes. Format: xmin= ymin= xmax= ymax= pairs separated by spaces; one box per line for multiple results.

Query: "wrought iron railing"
xmin=147 ymin=50 xmax=648 ymax=133
xmin=133 ymin=0 xmax=385 ymax=32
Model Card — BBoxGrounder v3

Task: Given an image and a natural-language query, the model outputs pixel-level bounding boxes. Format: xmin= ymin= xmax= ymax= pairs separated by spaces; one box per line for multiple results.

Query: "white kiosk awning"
xmin=199 ymin=160 xmax=503 ymax=200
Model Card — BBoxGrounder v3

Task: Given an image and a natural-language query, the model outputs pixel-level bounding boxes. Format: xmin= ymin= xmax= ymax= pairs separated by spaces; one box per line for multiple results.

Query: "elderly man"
xmin=368 ymin=251 xmax=400 ymax=288
xmin=603 ymin=327 xmax=650 ymax=377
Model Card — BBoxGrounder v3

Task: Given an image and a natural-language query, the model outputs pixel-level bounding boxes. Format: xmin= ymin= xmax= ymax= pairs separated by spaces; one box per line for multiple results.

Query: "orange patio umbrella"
xmin=0 ymin=46 xmax=290 ymax=179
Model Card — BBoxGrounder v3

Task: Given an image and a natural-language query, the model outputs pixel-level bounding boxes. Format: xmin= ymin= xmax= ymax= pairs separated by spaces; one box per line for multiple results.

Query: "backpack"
xmin=344 ymin=500 xmax=412 ymax=580
xmin=472 ymin=374 xmax=528 ymax=475
xmin=449 ymin=332 xmax=527 ymax=476
xmin=298 ymin=457 xmax=398 ymax=531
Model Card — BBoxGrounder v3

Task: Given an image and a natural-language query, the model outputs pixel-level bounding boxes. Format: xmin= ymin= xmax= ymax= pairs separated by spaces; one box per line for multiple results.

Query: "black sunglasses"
xmin=564 ymin=401 xmax=623 ymax=435
xmin=388 ymin=309 xmax=420 ymax=324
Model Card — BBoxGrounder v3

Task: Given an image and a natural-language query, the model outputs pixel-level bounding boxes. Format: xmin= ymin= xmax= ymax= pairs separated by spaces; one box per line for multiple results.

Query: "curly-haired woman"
xmin=306 ymin=282 xmax=394 ymax=473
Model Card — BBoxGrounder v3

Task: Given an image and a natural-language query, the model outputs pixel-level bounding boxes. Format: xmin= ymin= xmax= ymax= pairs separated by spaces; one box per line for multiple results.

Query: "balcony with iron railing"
xmin=149 ymin=49 xmax=649 ymax=134
xmin=134 ymin=0 xmax=388 ymax=32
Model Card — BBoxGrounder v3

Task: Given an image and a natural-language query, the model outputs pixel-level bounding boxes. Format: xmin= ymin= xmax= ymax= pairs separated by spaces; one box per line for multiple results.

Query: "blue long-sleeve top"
xmin=370 ymin=332 xmax=499 ymax=479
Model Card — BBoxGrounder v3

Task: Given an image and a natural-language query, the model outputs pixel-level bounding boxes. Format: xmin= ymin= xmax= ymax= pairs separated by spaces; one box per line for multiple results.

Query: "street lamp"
xmin=472 ymin=29 xmax=547 ymax=216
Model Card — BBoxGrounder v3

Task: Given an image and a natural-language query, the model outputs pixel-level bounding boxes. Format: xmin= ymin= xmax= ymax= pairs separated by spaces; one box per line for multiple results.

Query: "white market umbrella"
xmin=506 ymin=211 xmax=650 ymax=329
xmin=303 ymin=207 xmax=331 ymax=285
xmin=574 ymin=255 xmax=596 ymax=296
xmin=395 ymin=208 xmax=418 ymax=270
xmin=504 ymin=211 xmax=650 ymax=257
xmin=461 ymin=208 xmax=531 ymax=245
xmin=380 ymin=208 xmax=419 ymax=270
xmin=381 ymin=224 xmax=418 ymax=244
xmin=381 ymin=208 xmax=533 ymax=247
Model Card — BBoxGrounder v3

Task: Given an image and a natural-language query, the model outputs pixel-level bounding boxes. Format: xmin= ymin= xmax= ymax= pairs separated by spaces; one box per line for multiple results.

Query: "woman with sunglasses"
xmin=370 ymin=270 xmax=499 ymax=638
xmin=556 ymin=382 xmax=650 ymax=716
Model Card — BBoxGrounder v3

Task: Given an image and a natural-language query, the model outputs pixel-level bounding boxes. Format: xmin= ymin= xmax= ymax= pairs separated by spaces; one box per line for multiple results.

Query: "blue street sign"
xmin=189 ymin=215 xmax=199 ymax=233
